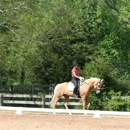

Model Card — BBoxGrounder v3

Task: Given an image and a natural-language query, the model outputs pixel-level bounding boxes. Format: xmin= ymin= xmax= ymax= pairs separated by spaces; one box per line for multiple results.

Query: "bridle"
xmin=81 ymin=79 xmax=101 ymax=91
xmin=94 ymin=79 xmax=102 ymax=91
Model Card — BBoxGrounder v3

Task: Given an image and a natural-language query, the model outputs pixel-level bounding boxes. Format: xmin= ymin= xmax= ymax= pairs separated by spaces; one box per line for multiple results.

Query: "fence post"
xmin=0 ymin=94 xmax=3 ymax=106
xmin=42 ymin=95 xmax=45 ymax=108
xmin=52 ymin=84 xmax=55 ymax=95
xmin=10 ymin=85 xmax=13 ymax=94
xmin=31 ymin=85 xmax=34 ymax=95
xmin=48 ymin=85 xmax=53 ymax=101
xmin=31 ymin=85 xmax=34 ymax=101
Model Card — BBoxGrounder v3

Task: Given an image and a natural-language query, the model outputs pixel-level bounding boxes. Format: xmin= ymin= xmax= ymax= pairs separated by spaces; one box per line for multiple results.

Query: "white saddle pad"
xmin=67 ymin=82 xmax=75 ymax=91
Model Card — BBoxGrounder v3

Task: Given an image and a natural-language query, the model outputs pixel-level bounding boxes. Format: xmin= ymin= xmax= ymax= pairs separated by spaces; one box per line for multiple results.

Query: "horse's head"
xmin=94 ymin=79 xmax=103 ymax=94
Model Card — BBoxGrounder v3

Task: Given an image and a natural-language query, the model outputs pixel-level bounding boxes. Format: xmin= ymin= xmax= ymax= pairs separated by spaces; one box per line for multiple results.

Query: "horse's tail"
xmin=50 ymin=84 xmax=59 ymax=108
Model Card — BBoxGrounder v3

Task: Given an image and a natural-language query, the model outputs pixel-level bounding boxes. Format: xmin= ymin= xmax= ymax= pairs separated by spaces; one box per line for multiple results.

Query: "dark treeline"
xmin=0 ymin=0 xmax=130 ymax=111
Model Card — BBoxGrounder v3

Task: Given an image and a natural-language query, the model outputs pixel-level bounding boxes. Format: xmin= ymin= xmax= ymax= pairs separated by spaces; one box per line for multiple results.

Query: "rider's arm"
xmin=73 ymin=72 xmax=80 ymax=79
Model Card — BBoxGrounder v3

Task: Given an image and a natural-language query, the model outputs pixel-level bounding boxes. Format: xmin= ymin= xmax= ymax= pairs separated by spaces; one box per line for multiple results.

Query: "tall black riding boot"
xmin=73 ymin=87 xmax=78 ymax=98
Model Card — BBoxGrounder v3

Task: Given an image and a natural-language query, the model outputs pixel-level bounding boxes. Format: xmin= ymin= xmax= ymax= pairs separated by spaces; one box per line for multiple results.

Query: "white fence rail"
xmin=0 ymin=106 xmax=130 ymax=118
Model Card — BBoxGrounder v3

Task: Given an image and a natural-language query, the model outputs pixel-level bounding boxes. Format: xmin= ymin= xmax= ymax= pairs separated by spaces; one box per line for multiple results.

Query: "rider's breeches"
xmin=71 ymin=77 xmax=80 ymax=93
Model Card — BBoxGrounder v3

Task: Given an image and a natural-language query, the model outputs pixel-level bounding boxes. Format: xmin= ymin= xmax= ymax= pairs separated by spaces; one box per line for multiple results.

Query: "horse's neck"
xmin=81 ymin=80 xmax=93 ymax=89
xmin=85 ymin=79 xmax=94 ymax=86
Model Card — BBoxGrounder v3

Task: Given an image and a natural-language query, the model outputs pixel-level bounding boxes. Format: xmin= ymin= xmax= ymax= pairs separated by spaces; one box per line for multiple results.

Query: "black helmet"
xmin=73 ymin=62 xmax=78 ymax=67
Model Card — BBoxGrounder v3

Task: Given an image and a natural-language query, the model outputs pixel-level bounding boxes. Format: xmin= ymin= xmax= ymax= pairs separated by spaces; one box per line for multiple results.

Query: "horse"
xmin=50 ymin=78 xmax=103 ymax=110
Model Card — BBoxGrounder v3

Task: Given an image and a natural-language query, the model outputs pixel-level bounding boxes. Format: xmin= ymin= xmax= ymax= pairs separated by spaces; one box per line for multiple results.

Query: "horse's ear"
xmin=101 ymin=79 xmax=103 ymax=83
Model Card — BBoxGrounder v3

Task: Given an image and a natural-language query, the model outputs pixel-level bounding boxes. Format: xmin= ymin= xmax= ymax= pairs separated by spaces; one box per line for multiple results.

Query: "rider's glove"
xmin=79 ymin=77 xmax=84 ymax=81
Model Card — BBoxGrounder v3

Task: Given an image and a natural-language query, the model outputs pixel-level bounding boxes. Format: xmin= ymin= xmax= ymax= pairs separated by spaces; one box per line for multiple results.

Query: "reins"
xmin=80 ymin=80 xmax=91 ymax=86
xmin=80 ymin=79 xmax=101 ymax=91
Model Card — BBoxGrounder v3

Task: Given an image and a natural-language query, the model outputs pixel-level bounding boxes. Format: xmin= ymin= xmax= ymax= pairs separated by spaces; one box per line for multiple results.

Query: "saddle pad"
xmin=67 ymin=82 xmax=75 ymax=91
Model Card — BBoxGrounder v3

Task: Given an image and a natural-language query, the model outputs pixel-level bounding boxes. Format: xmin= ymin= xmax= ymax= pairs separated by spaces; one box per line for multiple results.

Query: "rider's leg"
xmin=73 ymin=86 xmax=78 ymax=95
xmin=77 ymin=79 xmax=80 ymax=90
xmin=71 ymin=77 xmax=78 ymax=97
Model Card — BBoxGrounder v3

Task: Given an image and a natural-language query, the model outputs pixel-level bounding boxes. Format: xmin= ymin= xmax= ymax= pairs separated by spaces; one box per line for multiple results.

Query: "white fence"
xmin=0 ymin=94 xmax=82 ymax=108
xmin=0 ymin=106 xmax=130 ymax=118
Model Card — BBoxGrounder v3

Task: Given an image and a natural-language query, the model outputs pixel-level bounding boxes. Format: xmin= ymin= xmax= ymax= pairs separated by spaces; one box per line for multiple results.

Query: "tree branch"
xmin=104 ymin=0 xmax=119 ymax=14
xmin=104 ymin=0 xmax=130 ymax=23
xmin=0 ymin=23 xmax=20 ymax=38
xmin=0 ymin=2 xmax=25 ymax=13
xmin=5 ymin=25 xmax=20 ymax=38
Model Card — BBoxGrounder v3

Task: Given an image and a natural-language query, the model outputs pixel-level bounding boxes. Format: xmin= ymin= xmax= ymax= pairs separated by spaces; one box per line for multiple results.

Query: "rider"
xmin=71 ymin=62 xmax=81 ymax=98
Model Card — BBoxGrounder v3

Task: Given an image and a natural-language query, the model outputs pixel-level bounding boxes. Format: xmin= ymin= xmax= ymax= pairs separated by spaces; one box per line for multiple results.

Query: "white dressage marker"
xmin=16 ymin=107 xmax=24 ymax=115
xmin=94 ymin=111 xmax=102 ymax=118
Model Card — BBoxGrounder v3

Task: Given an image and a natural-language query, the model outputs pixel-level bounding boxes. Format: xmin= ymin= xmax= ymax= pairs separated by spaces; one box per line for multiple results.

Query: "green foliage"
xmin=88 ymin=90 xmax=130 ymax=111
xmin=104 ymin=100 xmax=127 ymax=111
xmin=102 ymin=90 xmax=129 ymax=111
xmin=0 ymin=0 xmax=130 ymax=111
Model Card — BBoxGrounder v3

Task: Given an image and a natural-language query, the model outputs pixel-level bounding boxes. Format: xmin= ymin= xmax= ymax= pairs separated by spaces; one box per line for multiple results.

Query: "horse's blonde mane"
xmin=84 ymin=78 xmax=100 ymax=83
xmin=90 ymin=77 xmax=100 ymax=80
xmin=89 ymin=78 xmax=103 ymax=85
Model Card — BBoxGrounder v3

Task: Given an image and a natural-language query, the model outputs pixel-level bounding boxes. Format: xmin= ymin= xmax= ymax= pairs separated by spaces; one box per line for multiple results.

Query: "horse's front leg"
xmin=81 ymin=95 xmax=86 ymax=110
xmin=86 ymin=98 xmax=90 ymax=110
xmin=81 ymin=96 xmax=90 ymax=110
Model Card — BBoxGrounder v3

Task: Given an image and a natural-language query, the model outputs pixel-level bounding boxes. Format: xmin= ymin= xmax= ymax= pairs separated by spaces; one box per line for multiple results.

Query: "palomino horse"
xmin=50 ymin=78 xmax=103 ymax=110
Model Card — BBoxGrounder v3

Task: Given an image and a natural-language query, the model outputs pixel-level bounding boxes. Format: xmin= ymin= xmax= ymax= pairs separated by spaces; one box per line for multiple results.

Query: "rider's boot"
xmin=73 ymin=87 xmax=78 ymax=98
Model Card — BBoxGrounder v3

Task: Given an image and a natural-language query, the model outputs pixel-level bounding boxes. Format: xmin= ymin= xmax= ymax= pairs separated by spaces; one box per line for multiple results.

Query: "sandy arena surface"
xmin=0 ymin=111 xmax=130 ymax=130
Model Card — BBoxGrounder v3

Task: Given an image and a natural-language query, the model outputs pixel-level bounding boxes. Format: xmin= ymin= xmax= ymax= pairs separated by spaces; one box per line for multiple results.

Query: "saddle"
xmin=67 ymin=77 xmax=84 ymax=92
xmin=67 ymin=77 xmax=84 ymax=98
xmin=67 ymin=82 xmax=75 ymax=91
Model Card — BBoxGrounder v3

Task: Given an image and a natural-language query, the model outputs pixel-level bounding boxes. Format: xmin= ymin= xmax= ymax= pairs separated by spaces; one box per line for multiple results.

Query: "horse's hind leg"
xmin=53 ymin=96 xmax=60 ymax=109
xmin=63 ymin=95 xmax=69 ymax=109
xmin=64 ymin=95 xmax=72 ymax=115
